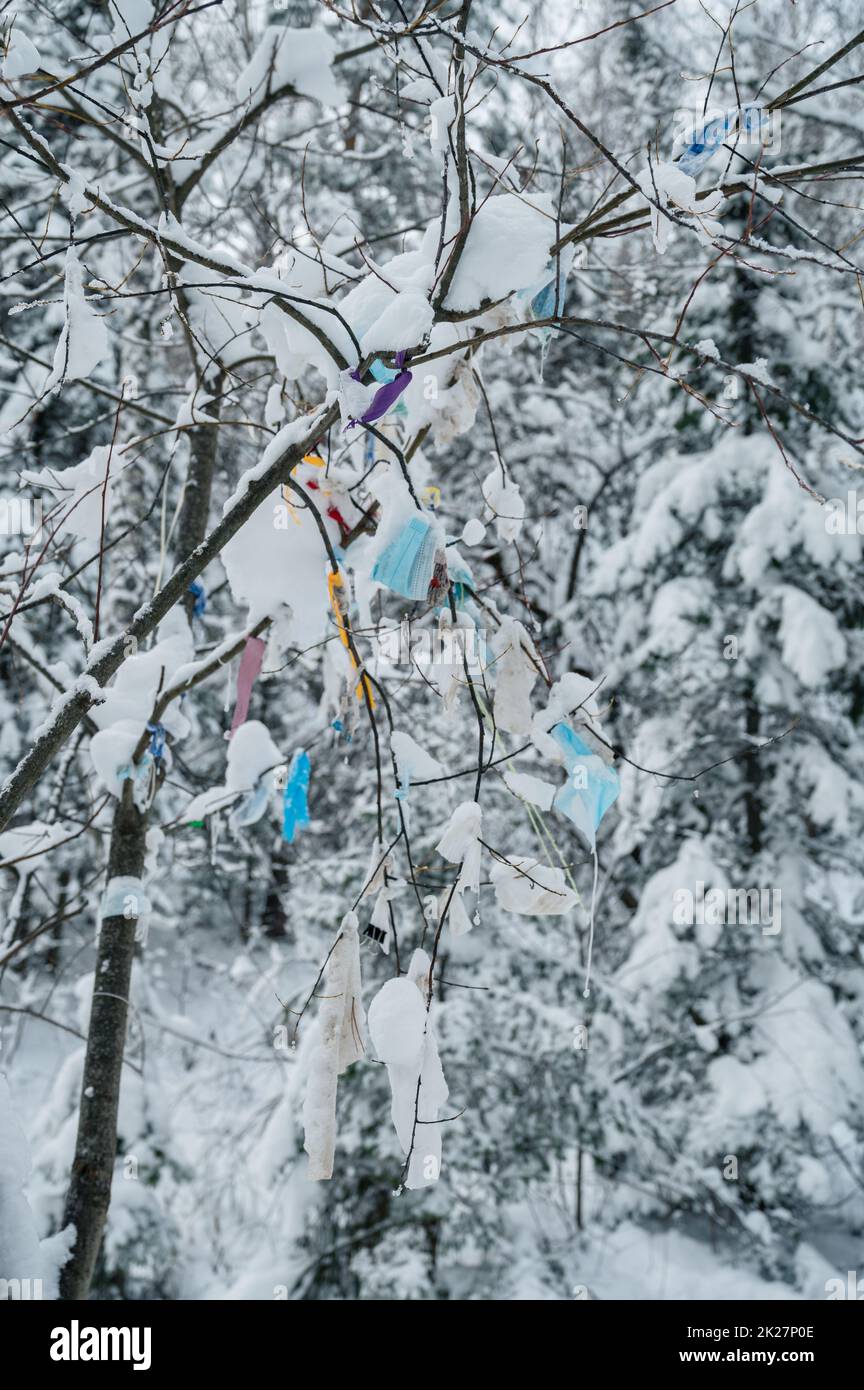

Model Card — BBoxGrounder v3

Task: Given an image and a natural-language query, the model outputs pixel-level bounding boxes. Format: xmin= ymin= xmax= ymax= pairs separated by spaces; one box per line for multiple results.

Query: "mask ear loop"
xmin=584 ymin=843 xmax=599 ymax=999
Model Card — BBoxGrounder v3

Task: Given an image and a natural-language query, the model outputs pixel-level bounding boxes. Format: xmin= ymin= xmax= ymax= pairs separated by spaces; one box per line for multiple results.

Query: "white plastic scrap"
xmin=482 ymin=464 xmax=524 ymax=543
xmin=435 ymin=800 xmax=483 ymax=937
xmin=302 ymin=912 xmax=367 ymax=1181
xmin=100 ymin=875 xmax=152 ymax=942
xmin=435 ymin=800 xmax=482 ymax=889
xmin=367 ymin=949 xmax=448 ymax=1188
xmin=491 ymin=855 xmax=578 ymax=916
xmin=491 ymin=617 xmax=539 ymax=735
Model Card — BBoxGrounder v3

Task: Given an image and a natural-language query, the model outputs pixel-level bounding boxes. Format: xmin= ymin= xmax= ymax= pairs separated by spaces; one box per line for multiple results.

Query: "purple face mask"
xmin=348 ymin=351 xmax=412 ymax=427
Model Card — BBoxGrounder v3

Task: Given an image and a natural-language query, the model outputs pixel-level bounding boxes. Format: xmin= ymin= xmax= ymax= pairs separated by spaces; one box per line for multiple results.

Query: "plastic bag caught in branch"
xmin=367 ymin=949 xmax=448 ymax=1189
xmin=435 ymin=800 xmax=482 ymax=893
xmin=302 ymin=912 xmax=367 ymax=1181
xmin=435 ymin=801 xmax=483 ymax=936
xmin=550 ymin=723 xmax=620 ymax=851
xmin=491 ymin=617 xmax=540 ymax=735
xmin=366 ymin=463 xmax=446 ymax=601
xmin=674 ymin=103 xmax=770 ymax=178
xmin=482 ymin=464 xmax=524 ymax=543
xmin=635 ymin=162 xmax=724 ymax=255
xmin=391 ymin=730 xmax=443 ymax=801
xmin=491 ymin=854 xmax=579 ymax=916
xmin=372 ymin=515 xmax=440 ymax=600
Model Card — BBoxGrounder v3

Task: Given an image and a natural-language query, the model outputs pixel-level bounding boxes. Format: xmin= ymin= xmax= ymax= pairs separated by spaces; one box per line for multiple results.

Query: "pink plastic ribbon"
xmin=230 ymin=636 xmax=266 ymax=735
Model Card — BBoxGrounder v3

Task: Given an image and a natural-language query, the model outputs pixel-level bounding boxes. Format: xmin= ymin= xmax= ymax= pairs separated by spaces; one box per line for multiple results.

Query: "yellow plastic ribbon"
xmin=328 ymin=569 xmax=374 ymax=707
xmin=281 ymin=455 xmax=330 ymax=522
xmin=421 ymin=484 xmax=441 ymax=510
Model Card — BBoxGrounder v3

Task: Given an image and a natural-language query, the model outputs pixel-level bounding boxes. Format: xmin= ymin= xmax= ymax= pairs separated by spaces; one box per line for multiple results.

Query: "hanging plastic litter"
xmin=442 ymin=551 xmax=474 ymax=611
xmin=364 ymin=890 xmax=391 ymax=953
xmin=372 ymin=514 xmax=439 ymax=601
xmin=517 ymin=261 xmax=568 ymax=376
xmin=347 ymin=351 xmax=412 ymax=427
xmin=530 ymin=277 xmax=559 ymax=321
xmin=521 ymin=260 xmax=567 ymax=330
xmin=676 ymin=110 xmax=737 ymax=176
xmin=550 ymin=722 xmax=619 ymax=847
xmin=370 ymin=359 xmax=396 ymax=383
xmin=421 ymin=485 xmax=442 ymax=512
xmin=550 ymin=721 xmax=620 ymax=1000
xmin=369 ymin=358 xmax=408 ymax=415
xmin=280 ymin=484 xmax=303 ymax=527
xmin=119 ymin=753 xmax=156 ymax=811
xmin=676 ymin=104 xmax=768 ymax=178
xmin=229 ymin=635 xmax=266 ymax=735
xmin=146 ymin=721 xmax=167 ymax=761
xmin=328 ymin=569 xmax=374 ymax=706
xmin=293 ymin=455 xmax=351 ymax=538
xmin=283 ymin=750 xmax=311 ymax=844
xmin=518 ymin=258 xmax=563 ymax=318
xmin=231 ymin=778 xmax=270 ymax=830
xmin=282 ymin=454 xmax=328 ymax=525
xmin=188 ymin=580 xmax=207 ymax=618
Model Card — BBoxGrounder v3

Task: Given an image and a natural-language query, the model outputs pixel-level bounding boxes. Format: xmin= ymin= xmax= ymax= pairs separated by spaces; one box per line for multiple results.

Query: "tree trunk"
xmin=173 ymin=379 xmax=222 ymax=619
xmin=59 ymin=377 xmax=222 ymax=1298
xmin=59 ymin=777 xmax=147 ymax=1298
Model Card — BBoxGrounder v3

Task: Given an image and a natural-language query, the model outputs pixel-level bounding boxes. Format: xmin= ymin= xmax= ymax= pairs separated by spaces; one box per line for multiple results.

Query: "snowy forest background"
xmin=1 ymin=0 xmax=864 ymax=1303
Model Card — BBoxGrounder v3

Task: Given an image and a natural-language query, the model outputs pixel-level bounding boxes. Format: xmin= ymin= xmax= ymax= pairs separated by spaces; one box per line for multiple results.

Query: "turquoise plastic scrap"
xmin=550 ymin=723 xmax=597 ymax=763
xmin=521 ymin=262 xmax=567 ymax=336
xmin=550 ymin=721 xmax=620 ymax=848
xmin=369 ymin=359 xmax=397 ymax=383
xmin=283 ymin=750 xmax=311 ymax=844
xmin=519 ymin=262 xmax=566 ymax=320
xmin=530 ymin=278 xmax=559 ymax=321
xmin=371 ymin=514 xmax=438 ymax=601
xmin=442 ymin=551 xmax=474 ymax=610
xmin=517 ymin=263 xmax=568 ymax=374
xmin=368 ymin=357 xmax=407 ymax=415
